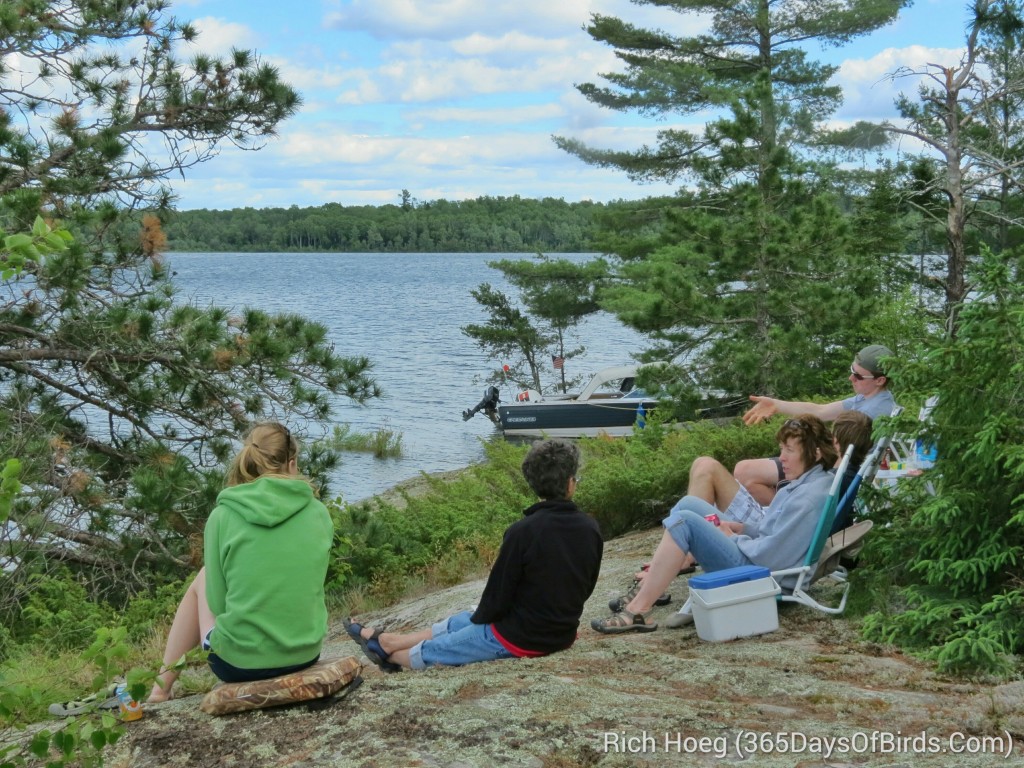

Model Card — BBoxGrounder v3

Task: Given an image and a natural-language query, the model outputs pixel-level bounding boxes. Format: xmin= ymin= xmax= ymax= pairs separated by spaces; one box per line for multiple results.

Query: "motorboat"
xmin=462 ymin=364 xmax=660 ymax=438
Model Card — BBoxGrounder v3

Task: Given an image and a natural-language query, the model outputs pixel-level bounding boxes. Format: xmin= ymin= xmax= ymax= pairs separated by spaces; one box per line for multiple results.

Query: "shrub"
xmin=17 ymin=572 xmax=114 ymax=652
xmin=328 ymin=439 xmax=533 ymax=598
xmin=860 ymin=248 xmax=1024 ymax=676
xmin=576 ymin=418 xmax=777 ymax=538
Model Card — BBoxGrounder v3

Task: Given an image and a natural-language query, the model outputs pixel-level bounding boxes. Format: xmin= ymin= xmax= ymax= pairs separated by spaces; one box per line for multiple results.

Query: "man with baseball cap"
xmin=734 ymin=344 xmax=897 ymax=505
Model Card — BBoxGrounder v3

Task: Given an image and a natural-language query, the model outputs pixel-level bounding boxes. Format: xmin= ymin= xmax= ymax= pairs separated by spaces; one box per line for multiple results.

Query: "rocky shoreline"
xmin=105 ymin=527 xmax=1023 ymax=767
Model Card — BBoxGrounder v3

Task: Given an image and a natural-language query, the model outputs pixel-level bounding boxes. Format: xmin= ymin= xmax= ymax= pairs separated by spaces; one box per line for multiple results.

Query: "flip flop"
xmin=343 ymin=618 xmax=401 ymax=673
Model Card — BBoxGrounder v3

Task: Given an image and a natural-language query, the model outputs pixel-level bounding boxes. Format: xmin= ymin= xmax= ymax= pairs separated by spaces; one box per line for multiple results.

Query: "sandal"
xmin=608 ymin=578 xmax=672 ymax=613
xmin=591 ymin=609 xmax=658 ymax=634
xmin=343 ymin=618 xmax=401 ymax=673
xmin=48 ymin=681 xmax=122 ymax=717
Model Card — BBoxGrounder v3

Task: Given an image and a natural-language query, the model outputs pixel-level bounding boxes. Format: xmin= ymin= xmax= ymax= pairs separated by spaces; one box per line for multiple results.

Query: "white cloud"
xmin=187 ymin=17 xmax=259 ymax=55
xmin=453 ymin=31 xmax=550 ymax=57
xmin=273 ymin=59 xmax=360 ymax=93
xmin=324 ymin=0 xmax=596 ymax=41
xmin=835 ymin=45 xmax=966 ymax=119
xmin=323 ymin=32 xmax=616 ymax=106
xmin=405 ymin=103 xmax=565 ymax=125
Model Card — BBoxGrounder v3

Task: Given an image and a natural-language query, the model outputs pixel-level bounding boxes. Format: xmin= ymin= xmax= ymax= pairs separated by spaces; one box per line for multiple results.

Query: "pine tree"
xmin=0 ymin=2 xmax=379 ymax=605
xmin=556 ymin=0 xmax=909 ymax=395
xmin=463 ymin=256 xmax=608 ymax=394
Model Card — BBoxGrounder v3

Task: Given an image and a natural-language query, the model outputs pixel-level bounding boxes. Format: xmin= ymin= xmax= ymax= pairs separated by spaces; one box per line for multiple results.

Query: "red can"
xmin=704 ymin=513 xmax=720 ymax=527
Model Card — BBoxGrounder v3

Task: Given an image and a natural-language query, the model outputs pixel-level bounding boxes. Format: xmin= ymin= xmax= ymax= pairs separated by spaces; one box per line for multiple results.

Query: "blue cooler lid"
xmin=689 ymin=565 xmax=771 ymax=590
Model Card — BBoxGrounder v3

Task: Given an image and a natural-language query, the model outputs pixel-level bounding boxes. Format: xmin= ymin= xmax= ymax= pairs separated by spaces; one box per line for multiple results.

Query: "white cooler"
xmin=688 ymin=565 xmax=781 ymax=642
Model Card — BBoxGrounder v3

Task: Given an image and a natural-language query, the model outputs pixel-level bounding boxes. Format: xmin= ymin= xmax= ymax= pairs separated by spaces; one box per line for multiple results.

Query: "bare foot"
xmin=147 ymin=680 xmax=175 ymax=704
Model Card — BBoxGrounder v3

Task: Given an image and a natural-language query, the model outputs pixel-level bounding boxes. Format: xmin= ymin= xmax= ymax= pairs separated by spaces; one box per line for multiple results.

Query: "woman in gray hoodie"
xmin=592 ymin=415 xmax=835 ymax=634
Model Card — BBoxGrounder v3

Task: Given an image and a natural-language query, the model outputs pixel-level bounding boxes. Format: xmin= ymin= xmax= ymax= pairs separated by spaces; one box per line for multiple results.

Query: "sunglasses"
xmin=783 ymin=418 xmax=807 ymax=430
xmin=849 ymin=365 xmax=877 ymax=381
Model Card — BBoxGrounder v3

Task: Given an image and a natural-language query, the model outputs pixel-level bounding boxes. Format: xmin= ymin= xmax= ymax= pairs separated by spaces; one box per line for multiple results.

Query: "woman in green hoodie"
xmin=148 ymin=422 xmax=332 ymax=703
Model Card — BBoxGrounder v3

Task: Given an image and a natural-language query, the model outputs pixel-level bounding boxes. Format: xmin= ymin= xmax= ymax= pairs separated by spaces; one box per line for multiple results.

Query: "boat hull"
xmin=497 ymin=399 xmax=658 ymax=438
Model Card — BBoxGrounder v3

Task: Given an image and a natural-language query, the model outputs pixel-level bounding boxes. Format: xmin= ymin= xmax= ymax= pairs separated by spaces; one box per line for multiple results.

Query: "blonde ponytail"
xmin=226 ymin=422 xmax=300 ymax=486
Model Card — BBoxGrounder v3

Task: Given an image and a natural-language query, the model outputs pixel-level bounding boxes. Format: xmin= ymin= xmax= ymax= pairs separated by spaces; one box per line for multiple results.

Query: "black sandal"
xmin=343 ymin=618 xmax=401 ymax=673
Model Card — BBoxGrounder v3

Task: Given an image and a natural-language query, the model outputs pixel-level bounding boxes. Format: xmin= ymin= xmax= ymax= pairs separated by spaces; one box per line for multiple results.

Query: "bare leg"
xmin=357 ymin=625 xmax=432 ymax=669
xmin=148 ymin=568 xmax=215 ymax=703
xmin=359 ymin=625 xmax=430 ymax=654
xmin=624 ymin=530 xmax=689 ymax=614
xmin=733 ymin=457 xmax=780 ymax=506
xmin=688 ymin=456 xmax=741 ymax=511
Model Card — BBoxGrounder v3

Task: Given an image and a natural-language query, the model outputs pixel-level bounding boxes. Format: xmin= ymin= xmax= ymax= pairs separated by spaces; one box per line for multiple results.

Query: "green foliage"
xmin=490 ymin=255 xmax=609 ymax=393
xmin=0 ymin=627 xmax=149 ymax=768
xmin=117 ymin=579 xmax=196 ymax=644
xmin=0 ymin=460 xmax=19 ymax=523
xmin=331 ymin=440 xmax=534 ymax=599
xmin=1 ymin=216 xmax=73 ymax=280
xmin=323 ymin=500 xmax=355 ymax=597
xmin=18 ymin=573 xmax=114 ymax=652
xmin=463 ymin=282 xmax=553 ymax=392
xmin=855 ymin=285 xmax=943 ymax=358
xmin=160 ymin=196 xmax=606 ymax=253
xmin=0 ymin=213 xmax=379 ymax=609
xmin=557 ymin=0 xmax=907 ymax=178
xmin=601 ymin=179 xmax=884 ymax=396
xmin=860 ymin=248 xmax=1024 ymax=675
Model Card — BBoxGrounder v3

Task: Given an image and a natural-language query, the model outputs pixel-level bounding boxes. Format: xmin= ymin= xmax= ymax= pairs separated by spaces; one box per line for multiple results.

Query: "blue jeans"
xmin=663 ymin=496 xmax=754 ymax=574
xmin=408 ymin=611 xmax=515 ymax=670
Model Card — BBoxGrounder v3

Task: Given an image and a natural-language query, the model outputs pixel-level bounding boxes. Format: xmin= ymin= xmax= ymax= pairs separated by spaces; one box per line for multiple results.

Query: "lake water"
xmin=169 ymin=252 xmax=646 ymax=502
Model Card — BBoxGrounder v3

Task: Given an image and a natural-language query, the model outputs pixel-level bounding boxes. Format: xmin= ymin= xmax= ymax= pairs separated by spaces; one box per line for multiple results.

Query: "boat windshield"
xmin=622 ymin=388 xmax=650 ymax=399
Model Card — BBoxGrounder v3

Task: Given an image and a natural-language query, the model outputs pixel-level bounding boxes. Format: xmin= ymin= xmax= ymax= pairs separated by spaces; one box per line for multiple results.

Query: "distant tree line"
xmin=162 ymin=195 xmax=611 ymax=253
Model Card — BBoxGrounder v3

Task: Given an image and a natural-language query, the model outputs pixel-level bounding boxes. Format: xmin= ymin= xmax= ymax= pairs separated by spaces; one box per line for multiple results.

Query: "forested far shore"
xmin=163 ymin=195 xmax=615 ymax=253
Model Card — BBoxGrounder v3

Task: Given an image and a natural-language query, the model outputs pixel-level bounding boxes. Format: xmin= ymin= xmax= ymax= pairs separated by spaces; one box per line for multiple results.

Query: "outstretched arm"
xmin=742 ymin=395 xmax=844 ymax=425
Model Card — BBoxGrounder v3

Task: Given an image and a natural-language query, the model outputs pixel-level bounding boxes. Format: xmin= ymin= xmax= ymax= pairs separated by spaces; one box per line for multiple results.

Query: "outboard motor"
xmin=463 ymin=385 xmax=501 ymax=423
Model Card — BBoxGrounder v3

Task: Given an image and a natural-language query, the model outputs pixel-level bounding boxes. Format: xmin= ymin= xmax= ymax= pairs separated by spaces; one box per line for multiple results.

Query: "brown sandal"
xmin=591 ymin=609 xmax=658 ymax=634
xmin=608 ymin=579 xmax=671 ymax=613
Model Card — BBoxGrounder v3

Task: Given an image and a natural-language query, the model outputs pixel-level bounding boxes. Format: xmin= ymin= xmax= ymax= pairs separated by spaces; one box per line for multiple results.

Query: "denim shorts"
xmin=663 ymin=496 xmax=754 ymax=574
xmin=408 ymin=611 xmax=515 ymax=670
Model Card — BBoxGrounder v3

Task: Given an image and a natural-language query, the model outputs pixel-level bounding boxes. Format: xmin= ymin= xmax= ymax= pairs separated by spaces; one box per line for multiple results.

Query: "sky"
xmin=164 ymin=0 xmax=973 ymax=211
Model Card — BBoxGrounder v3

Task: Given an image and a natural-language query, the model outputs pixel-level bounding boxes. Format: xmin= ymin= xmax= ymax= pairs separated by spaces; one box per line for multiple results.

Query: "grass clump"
xmin=324 ymin=423 xmax=404 ymax=458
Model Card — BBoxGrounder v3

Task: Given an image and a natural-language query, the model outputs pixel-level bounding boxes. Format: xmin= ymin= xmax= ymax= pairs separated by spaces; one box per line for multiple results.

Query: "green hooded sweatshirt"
xmin=204 ymin=476 xmax=332 ymax=670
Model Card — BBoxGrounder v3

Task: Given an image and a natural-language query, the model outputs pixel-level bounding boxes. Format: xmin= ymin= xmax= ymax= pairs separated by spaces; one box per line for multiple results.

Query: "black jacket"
xmin=471 ymin=499 xmax=603 ymax=654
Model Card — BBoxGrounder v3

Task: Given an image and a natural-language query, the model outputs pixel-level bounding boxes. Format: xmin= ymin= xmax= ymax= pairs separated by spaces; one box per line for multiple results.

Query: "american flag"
xmin=552 ymin=355 xmax=564 ymax=370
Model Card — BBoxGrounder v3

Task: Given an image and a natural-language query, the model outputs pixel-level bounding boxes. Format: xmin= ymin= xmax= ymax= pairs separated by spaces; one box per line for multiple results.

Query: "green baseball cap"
xmin=855 ymin=344 xmax=893 ymax=376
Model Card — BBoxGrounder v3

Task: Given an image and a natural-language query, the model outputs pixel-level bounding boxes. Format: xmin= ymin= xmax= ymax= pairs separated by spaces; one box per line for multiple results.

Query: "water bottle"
xmin=116 ymin=683 xmax=143 ymax=722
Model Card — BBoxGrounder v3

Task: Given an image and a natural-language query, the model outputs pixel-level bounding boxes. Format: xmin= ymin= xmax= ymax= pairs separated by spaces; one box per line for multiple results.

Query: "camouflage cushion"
xmin=200 ymin=656 xmax=362 ymax=716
